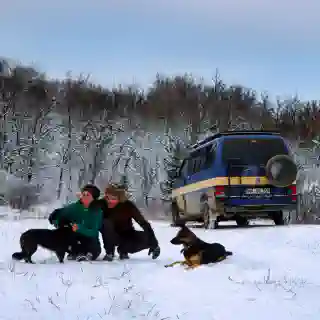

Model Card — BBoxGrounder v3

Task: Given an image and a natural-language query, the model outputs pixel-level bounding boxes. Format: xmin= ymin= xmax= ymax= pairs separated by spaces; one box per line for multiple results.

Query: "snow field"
xmin=0 ymin=218 xmax=320 ymax=319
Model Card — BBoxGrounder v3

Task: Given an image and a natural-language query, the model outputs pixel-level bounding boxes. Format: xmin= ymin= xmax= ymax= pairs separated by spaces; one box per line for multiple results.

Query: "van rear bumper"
xmin=223 ymin=203 xmax=296 ymax=214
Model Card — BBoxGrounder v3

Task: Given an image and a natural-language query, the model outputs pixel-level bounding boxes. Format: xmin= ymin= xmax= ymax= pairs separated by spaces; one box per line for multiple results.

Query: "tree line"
xmin=0 ymin=63 xmax=319 ymax=212
xmin=2 ymin=66 xmax=320 ymax=140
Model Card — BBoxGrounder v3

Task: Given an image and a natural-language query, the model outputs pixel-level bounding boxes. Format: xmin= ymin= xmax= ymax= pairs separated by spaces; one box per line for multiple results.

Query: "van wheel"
xmin=272 ymin=211 xmax=285 ymax=225
xmin=203 ymin=205 xmax=218 ymax=229
xmin=235 ymin=215 xmax=249 ymax=227
xmin=171 ymin=202 xmax=181 ymax=227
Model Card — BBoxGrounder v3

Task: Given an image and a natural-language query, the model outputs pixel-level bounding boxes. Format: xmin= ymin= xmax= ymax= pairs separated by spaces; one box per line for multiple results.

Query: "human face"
xmin=105 ymin=193 xmax=119 ymax=208
xmin=80 ymin=190 xmax=94 ymax=208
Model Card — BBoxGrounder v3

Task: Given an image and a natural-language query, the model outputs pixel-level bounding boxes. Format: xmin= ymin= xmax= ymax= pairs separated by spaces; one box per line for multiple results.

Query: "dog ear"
xmin=175 ymin=220 xmax=186 ymax=228
xmin=180 ymin=226 xmax=187 ymax=233
xmin=180 ymin=225 xmax=196 ymax=238
xmin=180 ymin=224 xmax=189 ymax=232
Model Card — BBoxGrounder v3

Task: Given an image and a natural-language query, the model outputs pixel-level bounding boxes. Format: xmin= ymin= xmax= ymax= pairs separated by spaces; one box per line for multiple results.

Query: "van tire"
xmin=272 ymin=211 xmax=285 ymax=225
xmin=235 ymin=215 xmax=249 ymax=227
xmin=171 ymin=202 xmax=181 ymax=227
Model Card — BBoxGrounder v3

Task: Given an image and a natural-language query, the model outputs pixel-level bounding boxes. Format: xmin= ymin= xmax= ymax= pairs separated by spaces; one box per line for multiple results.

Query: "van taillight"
xmin=215 ymin=186 xmax=225 ymax=198
xmin=288 ymin=185 xmax=297 ymax=201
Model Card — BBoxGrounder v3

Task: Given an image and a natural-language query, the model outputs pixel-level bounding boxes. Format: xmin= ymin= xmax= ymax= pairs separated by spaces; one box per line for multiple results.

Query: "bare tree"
xmin=1 ymin=59 xmax=320 ymax=214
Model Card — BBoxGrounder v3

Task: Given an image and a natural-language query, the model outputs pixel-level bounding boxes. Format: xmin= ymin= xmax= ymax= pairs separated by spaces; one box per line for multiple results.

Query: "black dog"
xmin=12 ymin=226 xmax=74 ymax=264
xmin=165 ymin=225 xmax=233 ymax=269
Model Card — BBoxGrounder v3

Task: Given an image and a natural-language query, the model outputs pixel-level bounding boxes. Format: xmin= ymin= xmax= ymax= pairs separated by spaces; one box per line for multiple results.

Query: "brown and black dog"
xmin=165 ymin=225 xmax=233 ymax=269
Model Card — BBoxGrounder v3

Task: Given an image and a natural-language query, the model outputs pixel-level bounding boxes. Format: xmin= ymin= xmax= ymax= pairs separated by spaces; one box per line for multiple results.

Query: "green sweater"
xmin=53 ymin=201 xmax=103 ymax=238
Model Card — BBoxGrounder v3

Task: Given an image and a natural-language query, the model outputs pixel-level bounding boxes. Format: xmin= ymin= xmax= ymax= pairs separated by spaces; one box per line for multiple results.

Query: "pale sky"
xmin=2 ymin=0 xmax=320 ymax=100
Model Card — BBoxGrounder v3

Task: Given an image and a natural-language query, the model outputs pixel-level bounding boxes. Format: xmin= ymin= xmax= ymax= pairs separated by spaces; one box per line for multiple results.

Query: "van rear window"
xmin=222 ymin=138 xmax=289 ymax=166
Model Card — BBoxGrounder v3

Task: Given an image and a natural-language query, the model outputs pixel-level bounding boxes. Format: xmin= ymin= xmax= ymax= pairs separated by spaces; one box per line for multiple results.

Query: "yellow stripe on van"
xmin=171 ymin=176 xmax=296 ymax=197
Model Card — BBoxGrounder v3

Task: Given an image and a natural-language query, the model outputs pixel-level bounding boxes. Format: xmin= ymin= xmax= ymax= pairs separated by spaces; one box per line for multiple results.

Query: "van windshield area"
xmin=222 ymin=138 xmax=289 ymax=167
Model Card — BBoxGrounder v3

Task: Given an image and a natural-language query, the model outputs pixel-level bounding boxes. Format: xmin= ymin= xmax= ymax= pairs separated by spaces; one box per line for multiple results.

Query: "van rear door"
xmin=222 ymin=137 xmax=289 ymax=174
xmin=220 ymin=137 xmax=295 ymax=204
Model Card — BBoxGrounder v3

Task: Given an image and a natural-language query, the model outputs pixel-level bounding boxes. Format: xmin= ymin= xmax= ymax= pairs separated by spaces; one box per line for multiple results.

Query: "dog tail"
xmin=12 ymin=251 xmax=26 ymax=261
xmin=225 ymin=251 xmax=233 ymax=256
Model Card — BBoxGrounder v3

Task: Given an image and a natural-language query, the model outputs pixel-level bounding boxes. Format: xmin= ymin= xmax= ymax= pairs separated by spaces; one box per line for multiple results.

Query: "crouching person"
xmin=48 ymin=184 xmax=103 ymax=262
xmin=99 ymin=184 xmax=160 ymax=261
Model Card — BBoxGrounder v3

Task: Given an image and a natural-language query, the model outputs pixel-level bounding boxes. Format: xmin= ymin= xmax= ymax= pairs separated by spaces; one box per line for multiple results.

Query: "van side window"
xmin=187 ymin=142 xmax=218 ymax=176
xmin=192 ymin=156 xmax=200 ymax=173
xmin=189 ymin=150 xmax=202 ymax=174
xmin=180 ymin=159 xmax=188 ymax=178
xmin=200 ymin=149 xmax=210 ymax=170
xmin=177 ymin=160 xmax=186 ymax=178
xmin=186 ymin=158 xmax=194 ymax=176
xmin=195 ymin=143 xmax=217 ymax=171
xmin=202 ymin=142 xmax=217 ymax=169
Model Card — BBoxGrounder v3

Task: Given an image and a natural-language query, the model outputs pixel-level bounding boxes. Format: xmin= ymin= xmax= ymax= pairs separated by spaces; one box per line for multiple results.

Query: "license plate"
xmin=245 ymin=188 xmax=271 ymax=195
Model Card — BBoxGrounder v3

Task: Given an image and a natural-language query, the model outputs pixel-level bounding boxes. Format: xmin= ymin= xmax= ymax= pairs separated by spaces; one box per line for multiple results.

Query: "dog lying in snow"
xmin=165 ymin=225 xmax=233 ymax=269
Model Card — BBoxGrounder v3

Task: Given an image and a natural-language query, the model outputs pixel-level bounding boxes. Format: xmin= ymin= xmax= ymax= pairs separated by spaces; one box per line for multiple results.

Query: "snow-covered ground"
xmin=1 ymin=218 xmax=320 ymax=319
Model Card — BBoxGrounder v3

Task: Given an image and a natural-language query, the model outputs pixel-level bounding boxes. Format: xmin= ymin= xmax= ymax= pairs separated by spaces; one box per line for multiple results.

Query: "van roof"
xmin=189 ymin=130 xmax=282 ymax=151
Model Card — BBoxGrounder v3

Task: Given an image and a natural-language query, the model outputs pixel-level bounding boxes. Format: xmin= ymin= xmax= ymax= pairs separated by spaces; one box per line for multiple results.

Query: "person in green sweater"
xmin=48 ymin=184 xmax=103 ymax=262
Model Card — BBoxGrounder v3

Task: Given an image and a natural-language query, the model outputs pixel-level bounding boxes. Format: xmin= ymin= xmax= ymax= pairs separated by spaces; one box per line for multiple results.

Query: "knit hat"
xmin=104 ymin=183 xmax=128 ymax=202
xmin=81 ymin=184 xmax=100 ymax=200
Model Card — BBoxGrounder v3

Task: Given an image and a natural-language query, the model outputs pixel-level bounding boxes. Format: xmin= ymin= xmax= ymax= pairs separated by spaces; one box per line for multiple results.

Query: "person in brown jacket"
xmin=98 ymin=184 xmax=161 ymax=261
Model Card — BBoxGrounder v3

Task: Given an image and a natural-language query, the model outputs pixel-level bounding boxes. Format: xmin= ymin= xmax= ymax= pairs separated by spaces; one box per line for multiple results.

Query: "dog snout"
xmin=170 ymin=237 xmax=180 ymax=245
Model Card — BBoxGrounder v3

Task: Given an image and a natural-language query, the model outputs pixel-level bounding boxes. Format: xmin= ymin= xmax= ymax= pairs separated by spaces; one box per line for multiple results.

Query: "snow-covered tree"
xmin=160 ymin=134 xmax=184 ymax=201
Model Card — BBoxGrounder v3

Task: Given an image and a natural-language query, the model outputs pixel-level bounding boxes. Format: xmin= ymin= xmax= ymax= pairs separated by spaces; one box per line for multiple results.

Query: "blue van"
xmin=171 ymin=131 xmax=298 ymax=229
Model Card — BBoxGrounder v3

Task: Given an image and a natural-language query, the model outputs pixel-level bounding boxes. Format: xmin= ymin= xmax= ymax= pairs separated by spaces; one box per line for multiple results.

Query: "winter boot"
xmin=103 ymin=253 xmax=114 ymax=261
xmin=76 ymin=253 xmax=93 ymax=262
xmin=119 ymin=252 xmax=129 ymax=260
xmin=117 ymin=247 xmax=129 ymax=260
xmin=67 ymin=254 xmax=77 ymax=261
